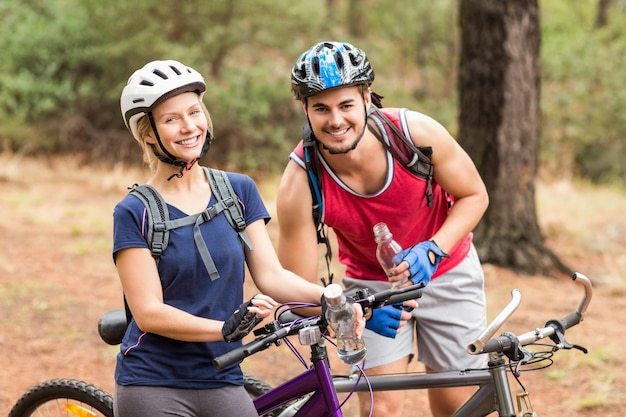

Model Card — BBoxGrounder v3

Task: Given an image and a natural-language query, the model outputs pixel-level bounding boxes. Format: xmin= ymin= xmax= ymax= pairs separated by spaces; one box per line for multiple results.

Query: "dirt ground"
xmin=1 ymin=155 xmax=625 ymax=416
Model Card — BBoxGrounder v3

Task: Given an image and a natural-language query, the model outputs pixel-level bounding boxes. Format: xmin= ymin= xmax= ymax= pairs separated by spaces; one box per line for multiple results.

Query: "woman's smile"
xmin=176 ymin=135 xmax=201 ymax=147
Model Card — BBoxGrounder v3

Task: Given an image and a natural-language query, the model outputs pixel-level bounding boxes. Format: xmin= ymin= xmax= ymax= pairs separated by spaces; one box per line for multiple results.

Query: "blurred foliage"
xmin=541 ymin=0 xmax=626 ymax=183
xmin=0 ymin=0 xmax=624 ymax=182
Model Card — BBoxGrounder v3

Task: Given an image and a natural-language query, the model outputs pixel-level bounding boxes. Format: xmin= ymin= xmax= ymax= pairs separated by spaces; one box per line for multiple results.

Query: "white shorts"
xmin=343 ymin=244 xmax=487 ymax=372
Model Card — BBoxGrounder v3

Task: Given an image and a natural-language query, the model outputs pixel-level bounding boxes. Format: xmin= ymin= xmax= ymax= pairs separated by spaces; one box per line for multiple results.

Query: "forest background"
xmin=1 ymin=0 xmax=626 ymax=415
xmin=2 ymin=0 xmax=625 ymax=183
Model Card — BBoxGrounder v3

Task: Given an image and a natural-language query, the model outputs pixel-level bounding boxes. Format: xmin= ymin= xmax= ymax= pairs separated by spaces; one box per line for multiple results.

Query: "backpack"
xmin=302 ymin=98 xmax=434 ymax=286
xmin=123 ymin=167 xmax=252 ymax=322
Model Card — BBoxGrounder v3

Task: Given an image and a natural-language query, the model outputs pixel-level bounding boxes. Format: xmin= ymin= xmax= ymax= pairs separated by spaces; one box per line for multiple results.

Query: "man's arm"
xmin=405 ymin=110 xmax=489 ymax=253
xmin=276 ymin=159 xmax=323 ymax=284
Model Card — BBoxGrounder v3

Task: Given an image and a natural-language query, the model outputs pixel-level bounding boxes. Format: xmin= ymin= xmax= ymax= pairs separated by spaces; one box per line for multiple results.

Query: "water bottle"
xmin=323 ymin=284 xmax=367 ymax=365
xmin=373 ymin=222 xmax=406 ymax=288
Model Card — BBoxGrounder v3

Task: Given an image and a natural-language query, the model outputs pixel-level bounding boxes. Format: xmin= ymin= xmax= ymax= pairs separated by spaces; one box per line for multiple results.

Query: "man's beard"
xmin=321 ymin=127 xmax=366 ymax=155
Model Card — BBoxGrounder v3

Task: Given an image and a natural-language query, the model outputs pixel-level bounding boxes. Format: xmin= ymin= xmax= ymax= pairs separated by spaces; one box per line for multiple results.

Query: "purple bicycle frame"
xmin=253 ymin=353 xmax=342 ymax=417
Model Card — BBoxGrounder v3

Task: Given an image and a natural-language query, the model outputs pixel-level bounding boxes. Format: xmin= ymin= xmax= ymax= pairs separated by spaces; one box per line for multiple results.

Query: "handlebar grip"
xmin=213 ymin=328 xmax=289 ymax=370
xmin=546 ymin=311 xmax=581 ymax=332
xmin=213 ymin=346 xmax=248 ymax=370
xmin=386 ymin=287 xmax=423 ymax=305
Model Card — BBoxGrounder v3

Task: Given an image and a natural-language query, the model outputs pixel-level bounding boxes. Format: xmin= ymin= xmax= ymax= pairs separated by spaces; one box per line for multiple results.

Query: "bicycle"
xmin=8 ymin=273 xmax=592 ymax=417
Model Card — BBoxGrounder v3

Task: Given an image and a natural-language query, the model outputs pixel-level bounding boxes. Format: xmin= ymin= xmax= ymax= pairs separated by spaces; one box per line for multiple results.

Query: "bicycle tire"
xmin=8 ymin=378 xmax=114 ymax=417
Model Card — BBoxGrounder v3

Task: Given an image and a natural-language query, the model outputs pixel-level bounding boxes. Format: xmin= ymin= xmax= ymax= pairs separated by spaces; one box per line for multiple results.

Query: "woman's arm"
xmin=245 ymin=219 xmax=324 ymax=305
xmin=116 ymin=247 xmax=275 ymax=342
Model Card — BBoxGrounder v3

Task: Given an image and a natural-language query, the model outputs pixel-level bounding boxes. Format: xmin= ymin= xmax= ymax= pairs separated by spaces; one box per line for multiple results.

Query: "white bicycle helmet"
xmin=120 ymin=60 xmax=206 ymax=141
xmin=291 ymin=41 xmax=374 ymax=100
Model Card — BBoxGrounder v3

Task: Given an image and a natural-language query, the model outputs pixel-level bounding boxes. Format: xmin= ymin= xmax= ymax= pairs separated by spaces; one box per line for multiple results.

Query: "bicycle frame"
xmin=251 ymin=338 xmax=514 ymax=417
xmin=333 ymin=357 xmax=515 ymax=417
xmin=253 ymin=343 xmax=342 ymax=416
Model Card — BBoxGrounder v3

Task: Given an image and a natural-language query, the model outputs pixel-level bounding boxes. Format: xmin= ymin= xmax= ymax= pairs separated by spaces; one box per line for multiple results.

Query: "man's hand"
xmin=365 ymin=301 xmax=417 ymax=339
xmin=394 ymin=240 xmax=449 ymax=286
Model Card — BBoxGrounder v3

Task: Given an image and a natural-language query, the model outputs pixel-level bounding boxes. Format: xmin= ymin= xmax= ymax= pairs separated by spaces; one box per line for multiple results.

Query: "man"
xmin=276 ymin=41 xmax=489 ymax=417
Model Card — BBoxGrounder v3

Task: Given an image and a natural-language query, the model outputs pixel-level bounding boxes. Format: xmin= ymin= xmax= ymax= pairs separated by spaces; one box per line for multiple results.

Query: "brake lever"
xmin=549 ymin=327 xmax=588 ymax=354
xmin=252 ymin=320 xmax=283 ymax=347
xmin=355 ymin=288 xmax=372 ymax=316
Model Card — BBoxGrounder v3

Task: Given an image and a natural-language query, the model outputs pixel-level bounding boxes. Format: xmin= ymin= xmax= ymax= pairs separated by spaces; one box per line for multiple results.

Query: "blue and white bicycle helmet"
xmin=291 ymin=41 xmax=375 ymax=100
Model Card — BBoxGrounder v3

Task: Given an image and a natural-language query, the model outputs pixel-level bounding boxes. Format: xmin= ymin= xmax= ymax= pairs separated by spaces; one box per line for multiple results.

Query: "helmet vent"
xmin=139 ymin=80 xmax=154 ymax=87
xmin=334 ymin=52 xmax=344 ymax=69
xmin=153 ymin=69 xmax=168 ymax=80
xmin=170 ymin=65 xmax=182 ymax=75
xmin=312 ymin=57 xmax=320 ymax=76
xmin=132 ymin=98 xmax=145 ymax=104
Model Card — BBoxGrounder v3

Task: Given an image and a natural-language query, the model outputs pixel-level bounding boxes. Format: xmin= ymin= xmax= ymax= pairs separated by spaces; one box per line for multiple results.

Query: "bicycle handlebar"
xmin=468 ymin=272 xmax=592 ymax=355
xmin=213 ymin=283 xmax=424 ymax=370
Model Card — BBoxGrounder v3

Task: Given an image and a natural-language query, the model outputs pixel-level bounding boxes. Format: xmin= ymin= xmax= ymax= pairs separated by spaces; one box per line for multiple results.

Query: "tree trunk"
xmin=348 ymin=0 xmax=368 ymax=38
xmin=457 ymin=0 xmax=570 ymax=275
xmin=594 ymin=0 xmax=611 ymax=29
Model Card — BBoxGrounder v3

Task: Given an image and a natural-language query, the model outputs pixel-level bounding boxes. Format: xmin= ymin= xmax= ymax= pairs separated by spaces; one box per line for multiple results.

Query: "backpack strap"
xmin=129 ymin=169 xmax=251 ymax=282
xmin=204 ymin=167 xmax=253 ymax=251
xmin=302 ymin=123 xmax=334 ymax=286
xmin=367 ymin=107 xmax=435 ymax=207
xmin=129 ymin=184 xmax=169 ymax=261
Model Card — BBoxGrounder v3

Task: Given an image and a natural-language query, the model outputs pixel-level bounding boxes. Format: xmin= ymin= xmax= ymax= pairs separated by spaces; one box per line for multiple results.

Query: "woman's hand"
xmin=353 ymin=303 xmax=366 ymax=339
xmin=325 ymin=301 xmax=366 ymax=339
xmin=247 ymin=293 xmax=278 ymax=318
xmin=222 ymin=294 xmax=277 ymax=342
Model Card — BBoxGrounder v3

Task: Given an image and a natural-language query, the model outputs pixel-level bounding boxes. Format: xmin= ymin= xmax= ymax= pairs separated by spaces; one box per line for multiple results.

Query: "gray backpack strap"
xmin=129 ymin=169 xmax=251 ymax=281
xmin=204 ymin=167 xmax=253 ymax=250
xmin=129 ymin=184 xmax=169 ymax=262
xmin=130 ymin=184 xmax=222 ymax=280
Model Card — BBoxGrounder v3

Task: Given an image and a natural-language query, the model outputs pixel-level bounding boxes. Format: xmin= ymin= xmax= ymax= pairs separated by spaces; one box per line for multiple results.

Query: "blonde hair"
xmin=133 ymin=100 xmax=214 ymax=172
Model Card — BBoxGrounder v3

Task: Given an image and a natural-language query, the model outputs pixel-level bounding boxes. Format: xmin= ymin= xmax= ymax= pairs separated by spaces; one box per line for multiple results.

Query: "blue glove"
xmin=365 ymin=304 xmax=404 ymax=339
xmin=394 ymin=240 xmax=449 ymax=286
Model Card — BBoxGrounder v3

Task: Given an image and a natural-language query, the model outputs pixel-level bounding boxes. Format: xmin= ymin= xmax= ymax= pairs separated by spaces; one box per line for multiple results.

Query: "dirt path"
xmin=1 ymin=156 xmax=624 ymax=415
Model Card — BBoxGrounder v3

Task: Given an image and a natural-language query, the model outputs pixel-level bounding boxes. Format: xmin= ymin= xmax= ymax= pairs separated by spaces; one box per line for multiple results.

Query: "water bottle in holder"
xmin=323 ymin=284 xmax=367 ymax=365
xmin=373 ymin=222 xmax=407 ymax=288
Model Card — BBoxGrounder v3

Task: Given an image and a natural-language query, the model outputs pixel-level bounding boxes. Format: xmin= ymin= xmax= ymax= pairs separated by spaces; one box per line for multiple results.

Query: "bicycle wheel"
xmin=244 ymin=373 xmax=274 ymax=398
xmin=8 ymin=378 xmax=114 ymax=417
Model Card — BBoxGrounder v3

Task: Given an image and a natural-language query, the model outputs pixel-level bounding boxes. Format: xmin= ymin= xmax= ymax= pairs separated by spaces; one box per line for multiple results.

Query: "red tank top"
xmin=291 ymin=108 xmax=472 ymax=282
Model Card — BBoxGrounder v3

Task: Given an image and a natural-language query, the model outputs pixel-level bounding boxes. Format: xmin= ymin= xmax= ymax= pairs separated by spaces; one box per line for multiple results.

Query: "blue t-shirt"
xmin=112 ymin=171 xmax=270 ymax=389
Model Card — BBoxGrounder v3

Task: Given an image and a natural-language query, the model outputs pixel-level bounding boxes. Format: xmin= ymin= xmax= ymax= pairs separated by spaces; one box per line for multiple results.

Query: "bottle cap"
xmin=323 ymin=283 xmax=345 ymax=305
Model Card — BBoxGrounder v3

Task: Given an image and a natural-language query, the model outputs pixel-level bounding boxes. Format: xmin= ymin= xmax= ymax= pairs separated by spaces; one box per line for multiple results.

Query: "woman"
xmin=114 ymin=60 xmax=360 ymax=417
